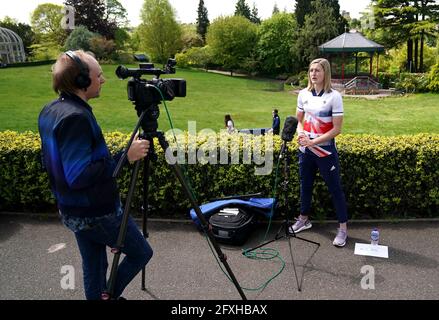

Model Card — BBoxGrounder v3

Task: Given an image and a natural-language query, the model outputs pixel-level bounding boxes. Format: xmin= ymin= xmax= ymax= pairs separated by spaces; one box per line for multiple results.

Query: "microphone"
xmin=280 ymin=116 xmax=298 ymax=157
xmin=281 ymin=116 xmax=298 ymax=142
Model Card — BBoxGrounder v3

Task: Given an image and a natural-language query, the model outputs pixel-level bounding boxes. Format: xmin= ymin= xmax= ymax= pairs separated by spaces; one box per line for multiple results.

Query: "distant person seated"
xmin=225 ymin=114 xmax=236 ymax=134
xmin=268 ymin=109 xmax=280 ymax=135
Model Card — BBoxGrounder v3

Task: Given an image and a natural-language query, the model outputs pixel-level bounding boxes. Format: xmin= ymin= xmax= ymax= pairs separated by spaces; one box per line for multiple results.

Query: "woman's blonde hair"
xmin=307 ymin=58 xmax=332 ymax=93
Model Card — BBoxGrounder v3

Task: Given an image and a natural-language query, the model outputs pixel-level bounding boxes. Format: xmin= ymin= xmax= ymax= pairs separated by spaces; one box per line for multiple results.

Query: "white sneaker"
xmin=333 ymin=228 xmax=347 ymax=247
xmin=289 ymin=218 xmax=312 ymax=234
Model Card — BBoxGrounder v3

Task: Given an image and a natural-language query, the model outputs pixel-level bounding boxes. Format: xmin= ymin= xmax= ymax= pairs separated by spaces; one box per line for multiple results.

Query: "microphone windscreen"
xmin=281 ymin=116 xmax=298 ymax=142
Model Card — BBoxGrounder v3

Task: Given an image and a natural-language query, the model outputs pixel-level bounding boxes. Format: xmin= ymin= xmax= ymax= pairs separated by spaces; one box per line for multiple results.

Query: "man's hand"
xmin=127 ymin=133 xmax=150 ymax=163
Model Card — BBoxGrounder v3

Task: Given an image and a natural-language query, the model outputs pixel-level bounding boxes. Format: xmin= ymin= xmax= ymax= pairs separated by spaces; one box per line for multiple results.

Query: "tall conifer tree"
xmin=196 ymin=0 xmax=210 ymax=42
xmin=235 ymin=0 xmax=252 ymax=20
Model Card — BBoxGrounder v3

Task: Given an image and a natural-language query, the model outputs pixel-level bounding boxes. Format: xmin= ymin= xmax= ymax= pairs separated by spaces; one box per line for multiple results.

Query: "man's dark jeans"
xmin=74 ymin=214 xmax=153 ymax=300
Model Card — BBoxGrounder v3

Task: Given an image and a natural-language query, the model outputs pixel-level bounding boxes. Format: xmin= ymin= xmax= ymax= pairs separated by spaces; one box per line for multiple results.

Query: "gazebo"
xmin=0 ymin=27 xmax=26 ymax=64
xmin=319 ymin=30 xmax=385 ymax=93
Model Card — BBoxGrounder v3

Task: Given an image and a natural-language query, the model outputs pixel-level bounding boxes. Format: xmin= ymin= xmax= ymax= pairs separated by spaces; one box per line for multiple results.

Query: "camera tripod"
xmin=102 ymin=109 xmax=247 ymax=300
xmin=245 ymin=140 xmax=320 ymax=292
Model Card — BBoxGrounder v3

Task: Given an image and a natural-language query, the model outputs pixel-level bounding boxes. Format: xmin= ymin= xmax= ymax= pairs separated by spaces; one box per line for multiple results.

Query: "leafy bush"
xmin=1 ymin=131 xmax=438 ymax=220
xmin=378 ymin=72 xmax=399 ymax=89
xmin=286 ymin=71 xmax=308 ymax=87
xmin=28 ymin=43 xmax=62 ymax=61
xmin=64 ymin=25 xmax=98 ymax=52
xmin=175 ymin=46 xmax=212 ymax=69
xmin=89 ymin=36 xmax=116 ymax=61
xmin=115 ymin=52 xmax=135 ymax=65
xmin=299 ymin=74 xmax=308 ymax=88
xmin=427 ymin=62 xmax=439 ymax=93
xmin=395 ymin=73 xmax=429 ymax=93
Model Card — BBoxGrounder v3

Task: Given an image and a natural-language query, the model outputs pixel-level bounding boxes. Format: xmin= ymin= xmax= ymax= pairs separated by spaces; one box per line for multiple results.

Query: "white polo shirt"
xmin=297 ymin=88 xmax=344 ymax=147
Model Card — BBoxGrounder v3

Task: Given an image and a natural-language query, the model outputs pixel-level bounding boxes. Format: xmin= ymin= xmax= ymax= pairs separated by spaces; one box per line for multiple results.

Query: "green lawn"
xmin=1 ymin=64 xmax=438 ymax=135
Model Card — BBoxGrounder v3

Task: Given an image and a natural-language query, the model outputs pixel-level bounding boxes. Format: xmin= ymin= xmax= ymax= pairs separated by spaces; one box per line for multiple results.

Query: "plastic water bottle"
xmin=371 ymin=228 xmax=380 ymax=246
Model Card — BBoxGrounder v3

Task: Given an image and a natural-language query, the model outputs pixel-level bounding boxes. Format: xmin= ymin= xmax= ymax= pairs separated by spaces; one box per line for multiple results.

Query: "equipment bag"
xmin=208 ymin=207 xmax=255 ymax=246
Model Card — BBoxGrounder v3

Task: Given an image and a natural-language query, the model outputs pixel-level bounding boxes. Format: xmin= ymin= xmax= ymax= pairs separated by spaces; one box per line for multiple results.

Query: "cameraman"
xmin=38 ymin=50 xmax=153 ymax=300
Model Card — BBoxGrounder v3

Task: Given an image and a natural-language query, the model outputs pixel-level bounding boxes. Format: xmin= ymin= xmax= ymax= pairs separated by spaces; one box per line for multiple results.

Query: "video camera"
xmin=116 ymin=58 xmax=186 ymax=132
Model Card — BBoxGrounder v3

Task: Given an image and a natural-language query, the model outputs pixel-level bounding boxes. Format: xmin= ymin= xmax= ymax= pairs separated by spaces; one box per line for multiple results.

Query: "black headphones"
xmin=65 ymin=51 xmax=91 ymax=90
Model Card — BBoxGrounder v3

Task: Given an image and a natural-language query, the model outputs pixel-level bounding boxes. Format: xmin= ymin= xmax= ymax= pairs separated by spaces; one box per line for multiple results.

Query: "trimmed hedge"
xmin=1 ymin=131 xmax=438 ymax=220
xmin=1 ymin=60 xmax=56 ymax=68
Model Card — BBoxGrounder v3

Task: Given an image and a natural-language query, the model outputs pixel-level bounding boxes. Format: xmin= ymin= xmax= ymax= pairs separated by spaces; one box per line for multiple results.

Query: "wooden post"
xmin=355 ymin=52 xmax=359 ymax=76
xmin=369 ymin=53 xmax=373 ymax=77
xmin=342 ymin=52 xmax=345 ymax=81
xmin=376 ymin=53 xmax=379 ymax=79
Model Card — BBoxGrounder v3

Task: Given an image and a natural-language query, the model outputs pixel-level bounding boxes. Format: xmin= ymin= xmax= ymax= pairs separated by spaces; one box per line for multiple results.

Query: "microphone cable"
xmin=207 ymin=140 xmax=288 ymax=292
xmin=151 ymin=86 xmax=288 ymax=293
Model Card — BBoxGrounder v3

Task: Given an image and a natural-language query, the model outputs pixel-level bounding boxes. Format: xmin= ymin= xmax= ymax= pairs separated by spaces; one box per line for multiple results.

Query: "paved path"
xmin=1 ymin=214 xmax=438 ymax=301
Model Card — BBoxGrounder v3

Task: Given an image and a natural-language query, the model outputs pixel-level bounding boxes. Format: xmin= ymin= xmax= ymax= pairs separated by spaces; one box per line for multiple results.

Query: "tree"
xmin=31 ymin=3 xmax=68 ymax=46
xmin=105 ymin=0 xmax=129 ymax=27
xmin=196 ymin=0 xmax=210 ymax=43
xmin=64 ymin=0 xmax=117 ymax=39
xmin=104 ymin=0 xmax=130 ymax=50
xmin=206 ymin=15 xmax=258 ymax=74
xmin=0 ymin=17 xmax=35 ymax=55
xmin=349 ymin=18 xmax=362 ymax=31
xmin=294 ymin=0 xmax=339 ymax=66
xmin=272 ymin=3 xmax=280 ymax=15
xmin=296 ymin=0 xmax=347 ymax=32
xmin=250 ymin=3 xmax=261 ymax=24
xmin=374 ymin=0 xmax=439 ymax=72
xmin=295 ymin=0 xmax=312 ymax=27
xmin=235 ymin=0 xmax=252 ymax=21
xmin=322 ymin=0 xmax=348 ymax=33
xmin=256 ymin=13 xmax=298 ymax=74
xmin=139 ymin=0 xmax=183 ymax=63
xmin=181 ymin=23 xmax=204 ymax=51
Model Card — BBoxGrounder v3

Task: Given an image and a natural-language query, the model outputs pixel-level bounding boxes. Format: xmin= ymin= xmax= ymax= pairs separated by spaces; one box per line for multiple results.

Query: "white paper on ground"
xmin=354 ymin=243 xmax=389 ymax=258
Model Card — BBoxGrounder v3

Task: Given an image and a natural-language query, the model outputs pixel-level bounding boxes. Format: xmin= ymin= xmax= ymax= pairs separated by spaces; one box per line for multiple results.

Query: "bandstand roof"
xmin=319 ymin=30 xmax=385 ymax=53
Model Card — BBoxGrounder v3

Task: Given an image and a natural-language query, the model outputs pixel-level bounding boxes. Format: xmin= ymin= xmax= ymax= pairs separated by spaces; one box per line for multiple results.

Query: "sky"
xmin=0 ymin=0 xmax=372 ymax=27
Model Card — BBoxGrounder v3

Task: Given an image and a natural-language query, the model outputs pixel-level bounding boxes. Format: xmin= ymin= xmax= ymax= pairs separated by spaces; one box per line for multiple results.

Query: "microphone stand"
xmin=244 ymin=121 xmax=320 ymax=292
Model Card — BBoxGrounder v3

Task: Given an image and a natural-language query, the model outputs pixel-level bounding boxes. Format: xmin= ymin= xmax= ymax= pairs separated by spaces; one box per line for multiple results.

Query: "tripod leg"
xmin=157 ymin=134 xmax=247 ymax=300
xmin=141 ymin=147 xmax=152 ymax=291
xmin=286 ymin=233 xmax=301 ymax=292
xmin=244 ymin=221 xmax=287 ymax=253
xmin=104 ymin=160 xmax=142 ymax=300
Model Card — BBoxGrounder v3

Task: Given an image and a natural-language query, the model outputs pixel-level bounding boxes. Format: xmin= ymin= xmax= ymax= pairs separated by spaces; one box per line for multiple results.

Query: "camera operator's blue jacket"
xmin=38 ymin=93 xmax=123 ymax=218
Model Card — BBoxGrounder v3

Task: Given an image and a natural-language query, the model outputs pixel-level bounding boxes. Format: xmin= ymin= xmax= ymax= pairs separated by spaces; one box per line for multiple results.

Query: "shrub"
xmin=395 ymin=73 xmax=429 ymax=93
xmin=378 ymin=72 xmax=399 ymax=89
xmin=1 ymin=131 xmax=438 ymax=220
xmin=286 ymin=71 xmax=308 ymax=87
xmin=427 ymin=62 xmax=439 ymax=93
xmin=115 ymin=52 xmax=135 ymax=65
xmin=89 ymin=36 xmax=117 ymax=62
xmin=175 ymin=46 xmax=213 ymax=70
xmin=64 ymin=25 xmax=98 ymax=52
xmin=28 ymin=43 xmax=62 ymax=61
